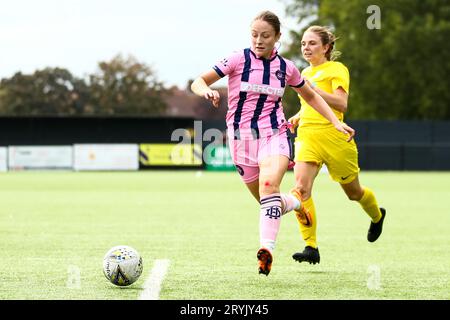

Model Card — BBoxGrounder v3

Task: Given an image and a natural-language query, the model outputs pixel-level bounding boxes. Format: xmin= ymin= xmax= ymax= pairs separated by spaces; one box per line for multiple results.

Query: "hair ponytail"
xmin=306 ymin=26 xmax=341 ymax=61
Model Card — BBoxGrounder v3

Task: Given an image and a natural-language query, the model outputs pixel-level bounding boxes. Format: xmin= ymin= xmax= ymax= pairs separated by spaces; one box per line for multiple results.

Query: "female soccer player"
xmin=289 ymin=26 xmax=387 ymax=265
xmin=191 ymin=12 xmax=354 ymax=276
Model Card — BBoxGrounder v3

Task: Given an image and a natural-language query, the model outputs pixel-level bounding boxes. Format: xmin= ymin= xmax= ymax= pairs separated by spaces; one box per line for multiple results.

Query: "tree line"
xmin=1 ymin=0 xmax=449 ymax=120
xmin=0 ymin=55 xmax=169 ymax=116
xmin=281 ymin=0 xmax=450 ymax=120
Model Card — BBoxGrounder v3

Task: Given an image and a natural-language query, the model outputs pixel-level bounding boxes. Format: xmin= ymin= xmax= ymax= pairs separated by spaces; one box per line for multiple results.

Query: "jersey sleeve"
xmin=213 ymin=51 xmax=241 ymax=78
xmin=331 ymin=63 xmax=350 ymax=93
xmin=286 ymin=60 xmax=305 ymax=88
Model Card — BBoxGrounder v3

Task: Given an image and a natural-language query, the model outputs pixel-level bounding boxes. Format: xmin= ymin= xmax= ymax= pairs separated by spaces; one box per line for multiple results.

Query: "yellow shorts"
xmin=294 ymin=125 xmax=360 ymax=184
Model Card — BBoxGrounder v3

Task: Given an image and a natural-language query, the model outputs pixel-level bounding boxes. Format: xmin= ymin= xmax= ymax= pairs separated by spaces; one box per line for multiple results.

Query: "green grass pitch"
xmin=0 ymin=170 xmax=449 ymax=299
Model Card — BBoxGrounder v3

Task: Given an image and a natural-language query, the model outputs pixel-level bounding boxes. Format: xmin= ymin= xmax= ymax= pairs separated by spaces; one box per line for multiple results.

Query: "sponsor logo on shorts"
xmin=235 ymin=165 xmax=244 ymax=176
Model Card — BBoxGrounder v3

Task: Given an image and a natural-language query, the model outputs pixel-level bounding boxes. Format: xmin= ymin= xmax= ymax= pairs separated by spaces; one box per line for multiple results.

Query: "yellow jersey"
xmin=298 ymin=61 xmax=350 ymax=128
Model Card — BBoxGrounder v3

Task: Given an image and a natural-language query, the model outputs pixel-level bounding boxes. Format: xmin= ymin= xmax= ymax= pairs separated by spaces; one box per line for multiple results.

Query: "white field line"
xmin=138 ymin=259 xmax=170 ymax=300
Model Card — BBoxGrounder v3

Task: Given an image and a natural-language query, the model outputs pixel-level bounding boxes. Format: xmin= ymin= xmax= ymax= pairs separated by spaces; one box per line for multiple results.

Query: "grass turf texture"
xmin=0 ymin=171 xmax=449 ymax=299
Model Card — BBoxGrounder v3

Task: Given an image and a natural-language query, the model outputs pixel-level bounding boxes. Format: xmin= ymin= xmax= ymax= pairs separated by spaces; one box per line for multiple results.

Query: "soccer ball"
xmin=103 ymin=245 xmax=143 ymax=286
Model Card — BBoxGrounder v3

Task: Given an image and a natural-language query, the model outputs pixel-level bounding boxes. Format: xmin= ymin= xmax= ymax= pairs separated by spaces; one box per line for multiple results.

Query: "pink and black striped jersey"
xmin=213 ymin=48 xmax=304 ymax=139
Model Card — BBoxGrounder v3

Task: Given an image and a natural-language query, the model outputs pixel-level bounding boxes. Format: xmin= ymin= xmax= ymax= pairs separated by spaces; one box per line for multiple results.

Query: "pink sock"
xmin=259 ymin=193 xmax=282 ymax=252
xmin=280 ymin=193 xmax=300 ymax=215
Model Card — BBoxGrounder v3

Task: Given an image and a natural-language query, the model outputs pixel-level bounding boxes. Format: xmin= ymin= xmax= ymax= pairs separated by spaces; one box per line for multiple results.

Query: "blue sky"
xmin=0 ymin=0 xmax=299 ymax=88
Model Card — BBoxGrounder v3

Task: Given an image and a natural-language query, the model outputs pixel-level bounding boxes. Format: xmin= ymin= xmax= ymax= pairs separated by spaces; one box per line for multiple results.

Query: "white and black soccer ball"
xmin=103 ymin=245 xmax=143 ymax=286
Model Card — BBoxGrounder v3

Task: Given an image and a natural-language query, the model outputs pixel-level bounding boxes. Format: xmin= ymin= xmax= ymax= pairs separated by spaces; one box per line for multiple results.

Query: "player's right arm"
xmin=191 ymin=70 xmax=222 ymax=108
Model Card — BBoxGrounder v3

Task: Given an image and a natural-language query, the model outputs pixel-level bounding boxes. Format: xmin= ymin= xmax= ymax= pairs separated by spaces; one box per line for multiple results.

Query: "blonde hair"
xmin=305 ymin=25 xmax=341 ymax=61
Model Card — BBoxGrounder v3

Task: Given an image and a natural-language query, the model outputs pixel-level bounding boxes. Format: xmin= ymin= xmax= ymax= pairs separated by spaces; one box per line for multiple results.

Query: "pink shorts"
xmin=227 ymin=129 xmax=294 ymax=183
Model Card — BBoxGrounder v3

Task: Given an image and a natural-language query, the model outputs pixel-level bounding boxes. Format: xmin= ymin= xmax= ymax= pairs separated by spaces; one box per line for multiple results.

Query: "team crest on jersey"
xmin=311 ymin=71 xmax=323 ymax=79
xmin=275 ymin=70 xmax=286 ymax=81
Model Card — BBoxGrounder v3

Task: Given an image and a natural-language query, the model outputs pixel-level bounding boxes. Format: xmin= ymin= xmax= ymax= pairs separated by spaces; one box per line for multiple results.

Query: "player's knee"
xmin=259 ymin=180 xmax=280 ymax=195
xmin=294 ymin=184 xmax=311 ymax=200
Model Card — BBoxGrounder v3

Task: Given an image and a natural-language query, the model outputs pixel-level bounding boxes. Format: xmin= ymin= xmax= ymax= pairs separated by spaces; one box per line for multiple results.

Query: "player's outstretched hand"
xmin=204 ymin=90 xmax=220 ymax=108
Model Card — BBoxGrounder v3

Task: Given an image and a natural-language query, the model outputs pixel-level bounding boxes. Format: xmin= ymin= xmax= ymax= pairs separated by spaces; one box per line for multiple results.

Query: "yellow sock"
xmin=296 ymin=197 xmax=317 ymax=248
xmin=358 ymin=187 xmax=382 ymax=223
